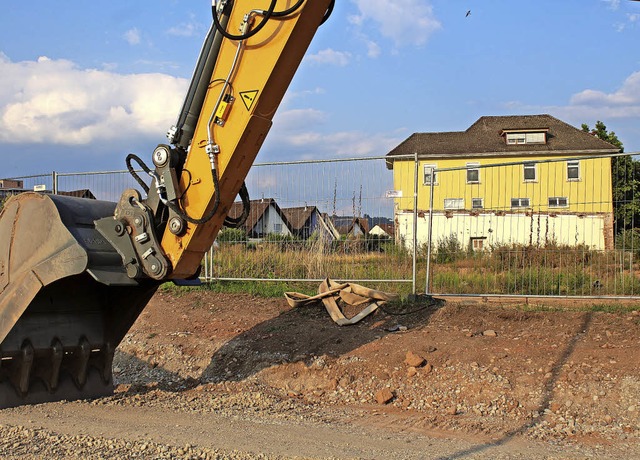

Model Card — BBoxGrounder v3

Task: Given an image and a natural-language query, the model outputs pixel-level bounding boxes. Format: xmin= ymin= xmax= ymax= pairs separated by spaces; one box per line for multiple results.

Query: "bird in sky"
xmin=466 ymin=10 xmax=471 ymax=17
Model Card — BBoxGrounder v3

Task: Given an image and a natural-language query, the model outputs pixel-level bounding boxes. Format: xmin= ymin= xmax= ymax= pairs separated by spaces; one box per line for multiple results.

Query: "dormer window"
xmin=502 ymin=129 xmax=548 ymax=145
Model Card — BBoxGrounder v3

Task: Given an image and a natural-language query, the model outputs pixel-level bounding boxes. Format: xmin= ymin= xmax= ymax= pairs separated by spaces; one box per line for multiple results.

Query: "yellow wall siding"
xmin=391 ymin=155 xmax=613 ymax=214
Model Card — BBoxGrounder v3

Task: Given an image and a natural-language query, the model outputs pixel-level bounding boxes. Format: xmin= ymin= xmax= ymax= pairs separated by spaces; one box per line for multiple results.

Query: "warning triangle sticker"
xmin=240 ymin=90 xmax=259 ymax=111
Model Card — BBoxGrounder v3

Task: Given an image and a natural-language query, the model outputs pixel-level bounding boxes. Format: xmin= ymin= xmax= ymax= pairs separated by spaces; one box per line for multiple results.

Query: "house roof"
xmin=226 ymin=198 xmax=291 ymax=232
xmin=386 ymin=115 xmax=620 ymax=167
xmin=335 ymin=216 xmax=370 ymax=236
xmin=281 ymin=206 xmax=318 ymax=231
xmin=372 ymin=223 xmax=394 ymax=235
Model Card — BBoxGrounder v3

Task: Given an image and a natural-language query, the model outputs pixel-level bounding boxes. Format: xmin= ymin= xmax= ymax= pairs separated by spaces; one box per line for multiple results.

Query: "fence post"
xmin=412 ymin=152 xmax=419 ymax=295
xmin=425 ymin=168 xmax=435 ymax=295
xmin=52 ymin=171 xmax=58 ymax=194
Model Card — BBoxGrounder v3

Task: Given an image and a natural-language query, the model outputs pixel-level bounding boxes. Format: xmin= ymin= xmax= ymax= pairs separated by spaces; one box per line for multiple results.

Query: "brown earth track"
xmin=1 ymin=290 xmax=639 ymax=459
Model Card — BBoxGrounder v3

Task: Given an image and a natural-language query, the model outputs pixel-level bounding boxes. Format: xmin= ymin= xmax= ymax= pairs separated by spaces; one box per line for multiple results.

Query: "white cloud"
xmin=349 ymin=0 xmax=441 ymax=47
xmin=366 ymin=40 xmax=382 ymax=59
xmin=124 ymin=28 xmax=141 ymax=45
xmin=0 ymin=55 xmax=188 ymax=146
xmin=284 ymin=130 xmax=401 ymax=158
xmin=274 ymin=108 xmax=327 ymax=130
xmin=603 ymin=0 xmax=621 ymax=11
xmin=566 ymin=71 xmax=640 ymax=117
xmin=168 ymin=22 xmax=201 ymax=37
xmin=507 ymin=70 xmax=640 ymax=137
xmin=270 ymin=107 xmax=401 ymax=158
xmin=306 ymin=48 xmax=352 ymax=67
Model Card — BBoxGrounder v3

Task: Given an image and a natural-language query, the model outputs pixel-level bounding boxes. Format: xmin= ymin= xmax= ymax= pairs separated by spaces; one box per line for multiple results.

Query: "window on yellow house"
xmin=505 ymin=132 xmax=547 ymax=144
xmin=523 ymin=162 xmax=537 ymax=181
xmin=444 ymin=198 xmax=464 ymax=209
xmin=567 ymin=160 xmax=580 ymax=181
xmin=548 ymin=197 xmax=568 ymax=207
xmin=423 ymin=164 xmax=437 ymax=185
xmin=472 ymin=198 xmax=483 ymax=209
xmin=511 ymin=198 xmax=530 ymax=208
xmin=466 ymin=163 xmax=480 ymax=183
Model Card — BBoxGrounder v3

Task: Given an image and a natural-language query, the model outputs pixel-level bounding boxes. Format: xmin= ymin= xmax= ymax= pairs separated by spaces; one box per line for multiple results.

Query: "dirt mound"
xmin=115 ymin=291 xmax=640 ymax=447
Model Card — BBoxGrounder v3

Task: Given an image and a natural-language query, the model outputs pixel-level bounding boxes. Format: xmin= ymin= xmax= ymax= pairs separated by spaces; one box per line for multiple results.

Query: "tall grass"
xmin=209 ymin=235 xmax=640 ymax=297
xmin=430 ymin=242 xmax=640 ymax=296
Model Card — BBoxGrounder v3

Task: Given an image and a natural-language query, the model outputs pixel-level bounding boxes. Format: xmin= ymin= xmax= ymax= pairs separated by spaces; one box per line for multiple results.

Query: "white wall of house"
xmin=395 ymin=211 xmax=609 ymax=251
xmin=257 ymin=205 xmax=292 ymax=236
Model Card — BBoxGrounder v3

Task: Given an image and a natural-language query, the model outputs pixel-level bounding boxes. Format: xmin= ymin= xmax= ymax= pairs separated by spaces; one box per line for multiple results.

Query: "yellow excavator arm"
xmin=0 ymin=0 xmax=333 ymax=408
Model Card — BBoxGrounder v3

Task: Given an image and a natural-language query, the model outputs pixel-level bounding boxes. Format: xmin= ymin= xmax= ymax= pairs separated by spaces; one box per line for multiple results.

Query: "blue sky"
xmin=1 ymin=0 xmax=639 ymax=178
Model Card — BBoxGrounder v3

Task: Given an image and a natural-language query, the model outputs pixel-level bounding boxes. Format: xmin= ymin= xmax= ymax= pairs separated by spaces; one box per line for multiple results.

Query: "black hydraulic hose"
xmin=224 ymin=182 xmax=250 ymax=228
xmin=125 ymin=153 xmax=221 ymax=225
xmin=321 ymin=0 xmax=335 ymax=25
xmin=126 ymin=154 xmax=152 ymax=194
xmin=272 ymin=0 xmax=334 ymax=24
xmin=212 ymin=0 xmax=277 ymax=41
xmin=165 ymin=167 xmax=222 ymax=225
xmin=271 ymin=0 xmax=305 ymax=18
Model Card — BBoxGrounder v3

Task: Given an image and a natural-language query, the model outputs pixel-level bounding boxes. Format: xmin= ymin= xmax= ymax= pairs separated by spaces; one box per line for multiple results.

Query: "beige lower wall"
xmin=395 ymin=211 xmax=612 ymax=251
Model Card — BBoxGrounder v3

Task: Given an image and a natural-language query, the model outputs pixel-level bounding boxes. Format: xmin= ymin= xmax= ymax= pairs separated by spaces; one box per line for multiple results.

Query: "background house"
xmin=281 ymin=206 xmax=339 ymax=241
xmin=0 ymin=179 xmax=23 ymax=189
xmin=386 ymin=114 xmax=621 ymax=251
xmin=226 ymin=198 xmax=292 ymax=239
xmin=334 ymin=216 xmax=370 ymax=238
xmin=1 ymin=180 xmax=96 ymax=204
xmin=369 ymin=223 xmax=394 ymax=238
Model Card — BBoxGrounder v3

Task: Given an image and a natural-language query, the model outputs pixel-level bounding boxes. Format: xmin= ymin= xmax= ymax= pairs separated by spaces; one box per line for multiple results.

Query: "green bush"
xmin=615 ymin=229 xmax=640 ymax=260
xmin=435 ymin=235 xmax=464 ymax=264
xmin=263 ymin=232 xmax=296 ymax=243
xmin=217 ymin=227 xmax=247 ymax=244
xmin=489 ymin=242 xmax=593 ymax=271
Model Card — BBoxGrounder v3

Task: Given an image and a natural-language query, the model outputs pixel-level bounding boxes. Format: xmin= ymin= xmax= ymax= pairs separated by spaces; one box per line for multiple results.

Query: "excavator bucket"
xmin=0 ymin=192 xmax=159 ymax=408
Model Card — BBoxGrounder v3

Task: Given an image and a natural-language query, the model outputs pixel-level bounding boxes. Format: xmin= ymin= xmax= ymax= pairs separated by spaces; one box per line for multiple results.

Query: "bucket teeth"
xmin=102 ymin=342 xmax=114 ymax=383
xmin=18 ymin=341 xmax=34 ymax=395
xmin=75 ymin=338 xmax=91 ymax=388
xmin=50 ymin=340 xmax=64 ymax=391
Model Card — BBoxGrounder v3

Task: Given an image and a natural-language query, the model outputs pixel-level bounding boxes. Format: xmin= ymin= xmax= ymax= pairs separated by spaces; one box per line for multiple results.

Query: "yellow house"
xmin=386 ymin=115 xmax=621 ymax=250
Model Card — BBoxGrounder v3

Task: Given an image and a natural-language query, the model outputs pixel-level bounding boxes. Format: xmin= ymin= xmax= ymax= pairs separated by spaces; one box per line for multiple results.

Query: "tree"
xmin=583 ymin=121 xmax=640 ymax=232
xmin=581 ymin=121 xmax=623 ymax=151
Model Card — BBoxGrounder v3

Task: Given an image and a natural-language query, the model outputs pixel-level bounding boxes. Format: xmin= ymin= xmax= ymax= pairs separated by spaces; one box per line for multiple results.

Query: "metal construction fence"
xmin=5 ymin=152 xmax=640 ymax=298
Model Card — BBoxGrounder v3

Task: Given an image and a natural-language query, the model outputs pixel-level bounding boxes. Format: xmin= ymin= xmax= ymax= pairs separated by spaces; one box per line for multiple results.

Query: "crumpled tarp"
xmin=284 ymin=278 xmax=399 ymax=326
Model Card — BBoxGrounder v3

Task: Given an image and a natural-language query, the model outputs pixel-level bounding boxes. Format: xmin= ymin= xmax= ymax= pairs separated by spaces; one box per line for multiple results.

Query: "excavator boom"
xmin=0 ymin=0 xmax=332 ymax=408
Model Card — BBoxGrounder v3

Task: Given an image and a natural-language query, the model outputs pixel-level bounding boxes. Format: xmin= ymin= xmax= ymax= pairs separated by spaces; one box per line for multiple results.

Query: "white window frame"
xmin=471 ymin=198 xmax=483 ymax=209
xmin=470 ymin=237 xmax=487 ymax=251
xmin=273 ymin=223 xmax=283 ymax=233
xmin=506 ymin=133 xmax=526 ymax=145
xmin=423 ymin=164 xmax=437 ymax=186
xmin=523 ymin=162 xmax=537 ymax=182
xmin=567 ymin=160 xmax=580 ymax=181
xmin=466 ymin=162 xmax=480 ymax=184
xmin=548 ymin=197 xmax=569 ymax=208
xmin=505 ymin=132 xmax=547 ymax=145
xmin=511 ymin=198 xmax=530 ymax=208
xmin=444 ymin=198 xmax=464 ymax=210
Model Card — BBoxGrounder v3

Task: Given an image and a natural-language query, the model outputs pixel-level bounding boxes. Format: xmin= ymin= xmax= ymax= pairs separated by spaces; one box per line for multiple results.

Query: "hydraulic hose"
xmin=163 ymin=166 xmax=222 ymax=225
xmin=223 ymin=182 xmax=250 ymax=228
xmin=126 ymin=154 xmax=152 ymax=194
xmin=127 ymin=153 xmax=222 ymax=226
xmin=212 ymin=0 xmax=277 ymax=41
